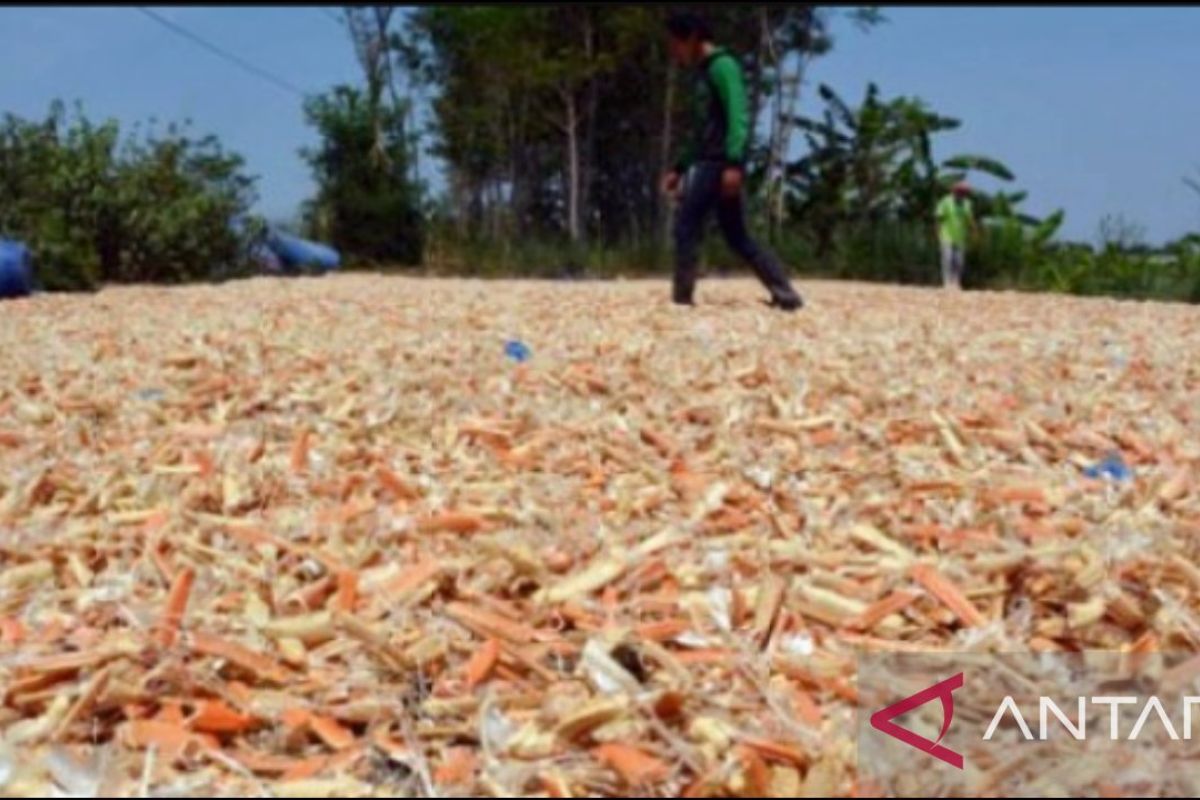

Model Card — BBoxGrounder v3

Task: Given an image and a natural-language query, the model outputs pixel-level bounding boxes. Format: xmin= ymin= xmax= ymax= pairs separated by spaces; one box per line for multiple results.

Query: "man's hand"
xmin=661 ymin=170 xmax=683 ymax=199
xmin=720 ymin=166 xmax=744 ymax=199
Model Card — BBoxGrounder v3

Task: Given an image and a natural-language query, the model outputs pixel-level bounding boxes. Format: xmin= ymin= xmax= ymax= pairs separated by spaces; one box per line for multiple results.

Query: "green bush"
xmin=111 ymin=126 xmax=258 ymax=285
xmin=424 ymin=223 xmax=671 ymax=279
xmin=970 ymin=218 xmax=1027 ymax=290
xmin=420 ymin=216 xmax=1200 ymax=307
xmin=832 ymin=220 xmax=938 ymax=285
xmin=988 ymin=234 xmax=1200 ymax=304
xmin=0 ymin=102 xmax=259 ymax=291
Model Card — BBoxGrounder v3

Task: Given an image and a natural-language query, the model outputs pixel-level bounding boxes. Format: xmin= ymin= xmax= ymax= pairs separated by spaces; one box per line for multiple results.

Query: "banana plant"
xmin=1030 ymin=209 xmax=1065 ymax=247
xmin=787 ymin=83 xmax=1022 ymax=226
xmin=784 ymin=81 xmax=1065 ymax=272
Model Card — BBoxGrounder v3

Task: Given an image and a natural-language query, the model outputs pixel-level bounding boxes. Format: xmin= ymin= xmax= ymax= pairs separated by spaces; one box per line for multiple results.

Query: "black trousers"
xmin=673 ymin=162 xmax=801 ymax=305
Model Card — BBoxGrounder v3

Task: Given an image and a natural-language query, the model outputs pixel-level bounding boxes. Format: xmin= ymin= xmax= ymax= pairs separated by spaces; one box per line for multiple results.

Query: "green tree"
xmin=302 ymin=86 xmax=423 ymax=265
xmin=405 ymin=6 xmax=876 ymax=253
xmin=0 ymin=102 xmax=257 ymax=291
xmin=759 ymin=7 xmax=883 ymax=239
xmin=112 ymin=123 xmax=257 ymax=283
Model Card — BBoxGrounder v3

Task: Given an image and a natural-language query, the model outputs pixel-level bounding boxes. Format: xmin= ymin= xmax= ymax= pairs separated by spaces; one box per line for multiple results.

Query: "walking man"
xmin=661 ymin=13 xmax=803 ymax=311
xmin=935 ymin=182 xmax=977 ymax=289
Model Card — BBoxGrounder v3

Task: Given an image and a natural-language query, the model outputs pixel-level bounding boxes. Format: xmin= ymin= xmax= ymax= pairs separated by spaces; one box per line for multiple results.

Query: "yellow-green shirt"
xmin=936 ymin=195 xmax=974 ymax=246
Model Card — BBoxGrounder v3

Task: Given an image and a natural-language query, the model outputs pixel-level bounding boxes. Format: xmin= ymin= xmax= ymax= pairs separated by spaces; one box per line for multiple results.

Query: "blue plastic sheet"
xmin=266 ymin=230 xmax=341 ymax=273
xmin=0 ymin=239 xmax=33 ymax=299
xmin=230 ymin=217 xmax=341 ymax=275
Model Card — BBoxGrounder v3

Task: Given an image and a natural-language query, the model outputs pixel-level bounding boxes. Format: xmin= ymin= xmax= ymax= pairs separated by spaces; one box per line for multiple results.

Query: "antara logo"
xmin=869 ymin=672 xmax=965 ymax=769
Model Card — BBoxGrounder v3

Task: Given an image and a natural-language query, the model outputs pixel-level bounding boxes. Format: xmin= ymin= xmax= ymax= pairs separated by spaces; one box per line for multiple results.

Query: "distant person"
xmin=936 ymin=182 xmax=978 ymax=289
xmin=661 ymin=12 xmax=803 ymax=312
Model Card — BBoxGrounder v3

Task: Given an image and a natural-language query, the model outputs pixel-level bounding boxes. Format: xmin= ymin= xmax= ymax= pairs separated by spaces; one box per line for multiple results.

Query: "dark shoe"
xmin=673 ymin=295 xmax=695 ymax=307
xmin=766 ymin=294 xmax=803 ymax=312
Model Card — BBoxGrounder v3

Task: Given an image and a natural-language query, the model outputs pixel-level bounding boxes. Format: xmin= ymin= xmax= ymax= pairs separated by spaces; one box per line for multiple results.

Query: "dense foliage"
xmin=395 ymin=5 xmax=1200 ymax=302
xmin=301 ymin=86 xmax=423 ymax=265
xmin=4 ymin=6 xmax=1197 ymax=304
xmin=401 ymin=6 xmax=879 ymax=249
xmin=0 ymin=102 xmax=258 ymax=291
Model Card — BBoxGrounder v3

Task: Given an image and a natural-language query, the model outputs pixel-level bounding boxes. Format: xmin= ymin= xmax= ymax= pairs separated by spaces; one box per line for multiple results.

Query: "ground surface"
xmin=0 ymin=275 xmax=1198 ymax=796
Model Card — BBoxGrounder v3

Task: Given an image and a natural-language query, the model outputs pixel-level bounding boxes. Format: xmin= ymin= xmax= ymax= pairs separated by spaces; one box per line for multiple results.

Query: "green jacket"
xmin=674 ymin=47 xmax=750 ymax=173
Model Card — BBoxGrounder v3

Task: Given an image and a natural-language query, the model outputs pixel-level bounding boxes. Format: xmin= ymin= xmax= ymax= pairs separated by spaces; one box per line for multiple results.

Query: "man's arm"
xmin=709 ymin=54 xmax=749 ymax=167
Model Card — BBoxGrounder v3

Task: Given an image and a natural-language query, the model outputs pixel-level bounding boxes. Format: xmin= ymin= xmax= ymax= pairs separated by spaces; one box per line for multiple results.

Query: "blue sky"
xmin=2 ymin=6 xmax=1198 ymax=243
xmin=0 ymin=6 xmax=361 ymax=228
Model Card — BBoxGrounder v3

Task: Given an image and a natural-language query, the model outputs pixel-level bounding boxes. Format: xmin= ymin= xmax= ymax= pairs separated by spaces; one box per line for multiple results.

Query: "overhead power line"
xmin=135 ymin=6 xmax=307 ymax=98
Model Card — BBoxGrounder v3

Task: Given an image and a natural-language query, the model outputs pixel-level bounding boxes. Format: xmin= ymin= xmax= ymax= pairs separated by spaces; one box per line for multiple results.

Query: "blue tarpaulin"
xmin=231 ymin=216 xmax=341 ymax=276
xmin=265 ymin=230 xmax=341 ymax=274
xmin=0 ymin=239 xmax=33 ymax=299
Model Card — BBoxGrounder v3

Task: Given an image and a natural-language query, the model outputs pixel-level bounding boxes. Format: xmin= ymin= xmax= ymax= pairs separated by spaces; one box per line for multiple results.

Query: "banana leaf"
xmin=942 ymin=154 xmax=1015 ymax=182
xmin=817 ymin=83 xmax=858 ymax=131
xmin=1030 ymin=209 xmax=1065 ymax=245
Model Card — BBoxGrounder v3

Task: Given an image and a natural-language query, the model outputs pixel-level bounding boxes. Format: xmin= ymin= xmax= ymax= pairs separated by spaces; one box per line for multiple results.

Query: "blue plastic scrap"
xmin=1083 ymin=453 xmax=1133 ymax=482
xmin=504 ymin=339 xmax=531 ymax=363
xmin=0 ymin=238 xmax=33 ymax=299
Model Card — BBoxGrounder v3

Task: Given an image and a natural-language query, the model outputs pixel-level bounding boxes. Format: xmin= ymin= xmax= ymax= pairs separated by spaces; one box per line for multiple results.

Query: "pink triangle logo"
xmin=869 ymin=672 xmax=965 ymax=769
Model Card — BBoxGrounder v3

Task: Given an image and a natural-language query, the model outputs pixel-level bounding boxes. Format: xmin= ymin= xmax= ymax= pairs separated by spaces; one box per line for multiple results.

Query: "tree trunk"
xmin=347 ymin=7 xmax=393 ymax=170
xmin=564 ymin=90 xmax=581 ymax=244
xmin=764 ymin=14 xmax=786 ymax=241
xmin=497 ymin=179 xmax=506 ymax=241
xmin=579 ymin=15 xmax=598 ymax=244
xmin=510 ymin=92 xmax=529 ymax=237
xmin=769 ymin=52 xmax=808 ymax=239
xmin=581 ymin=88 xmax=597 ymax=243
xmin=749 ymin=8 xmax=770 ymax=160
xmin=509 ymin=138 xmax=521 ymax=240
xmin=659 ymin=60 xmax=676 ymax=247
xmin=447 ymin=167 xmax=465 ymax=238
xmin=407 ymin=100 xmax=420 ymax=188
xmin=468 ymin=179 xmax=483 ymax=236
